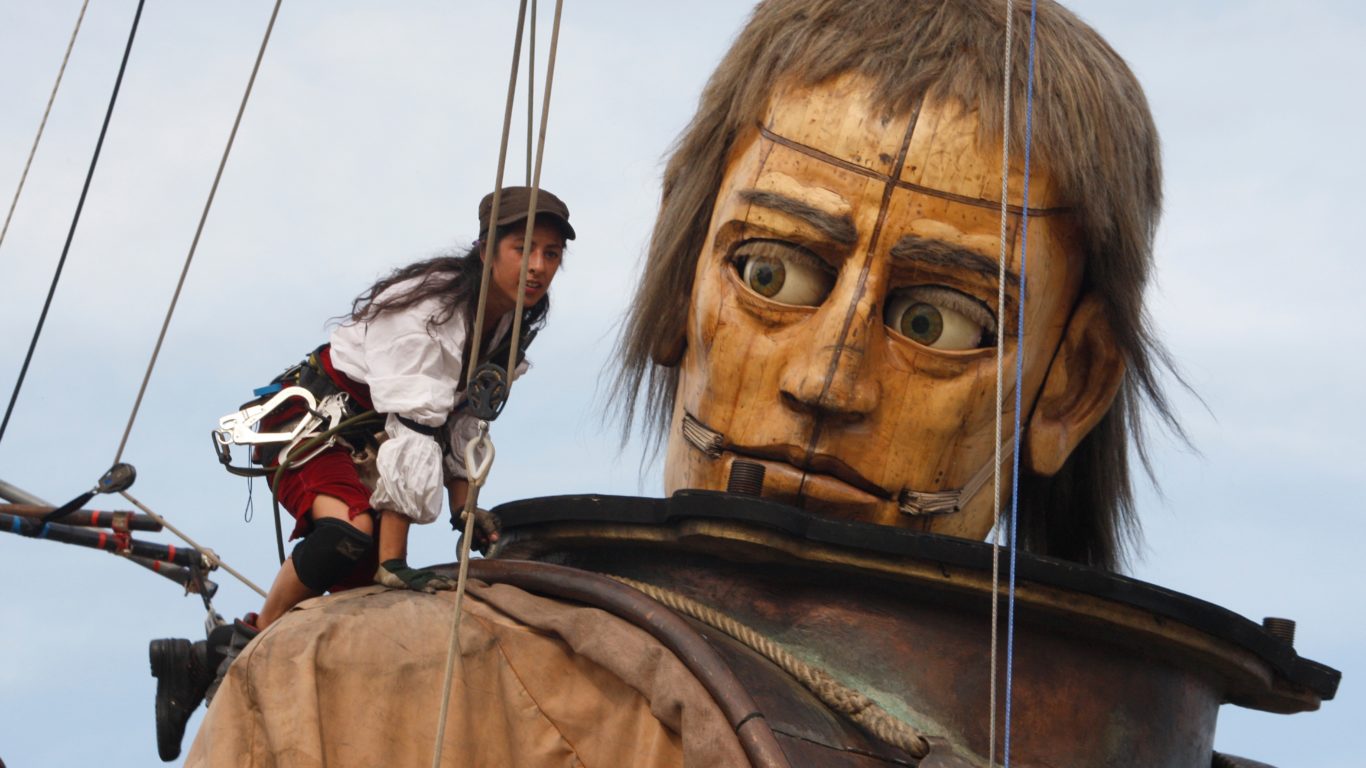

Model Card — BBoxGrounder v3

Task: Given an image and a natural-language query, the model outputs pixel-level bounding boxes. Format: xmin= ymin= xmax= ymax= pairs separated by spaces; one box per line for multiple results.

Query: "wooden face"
xmin=665 ymin=74 xmax=1087 ymax=539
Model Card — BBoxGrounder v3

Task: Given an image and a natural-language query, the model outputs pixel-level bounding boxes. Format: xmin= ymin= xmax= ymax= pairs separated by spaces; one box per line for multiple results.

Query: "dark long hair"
xmin=347 ymin=224 xmax=550 ymax=337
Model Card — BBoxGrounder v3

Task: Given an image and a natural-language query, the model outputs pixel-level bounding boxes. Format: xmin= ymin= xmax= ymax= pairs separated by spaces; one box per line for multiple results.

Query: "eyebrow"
xmin=739 ymin=189 xmax=857 ymax=245
xmin=889 ymin=235 xmax=1020 ymax=288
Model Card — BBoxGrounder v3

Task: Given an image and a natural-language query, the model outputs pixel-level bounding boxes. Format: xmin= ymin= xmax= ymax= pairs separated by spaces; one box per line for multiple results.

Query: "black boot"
xmin=205 ymin=614 xmax=260 ymax=704
xmin=149 ymin=637 xmax=214 ymax=762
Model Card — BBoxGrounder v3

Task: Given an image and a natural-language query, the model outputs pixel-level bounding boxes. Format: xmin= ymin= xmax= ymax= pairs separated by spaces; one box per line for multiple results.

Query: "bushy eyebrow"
xmin=889 ymin=235 xmax=1020 ymax=288
xmin=739 ymin=189 xmax=857 ymax=246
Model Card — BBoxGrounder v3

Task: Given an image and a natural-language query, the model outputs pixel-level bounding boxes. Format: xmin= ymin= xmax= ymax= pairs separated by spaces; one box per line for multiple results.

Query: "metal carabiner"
xmin=463 ymin=420 xmax=496 ymax=489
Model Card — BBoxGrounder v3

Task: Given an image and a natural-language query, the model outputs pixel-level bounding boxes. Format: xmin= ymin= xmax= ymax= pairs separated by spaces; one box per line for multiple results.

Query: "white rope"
xmin=989 ymin=2 xmax=1015 ymax=765
xmin=431 ymin=426 xmax=494 ymax=768
xmin=0 ymin=0 xmax=90 ymax=257
xmin=113 ymin=0 xmax=283 ymax=463
xmin=119 ymin=490 xmax=267 ymax=598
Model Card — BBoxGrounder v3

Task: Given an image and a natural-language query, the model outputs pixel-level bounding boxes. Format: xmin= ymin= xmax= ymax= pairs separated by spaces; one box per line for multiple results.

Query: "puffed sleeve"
xmin=355 ymin=308 xmax=461 ymax=427
xmin=371 ymin=414 xmax=445 ymax=524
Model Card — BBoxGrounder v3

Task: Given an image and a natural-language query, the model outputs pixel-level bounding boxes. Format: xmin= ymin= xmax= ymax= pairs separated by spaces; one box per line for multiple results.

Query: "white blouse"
xmin=328 ymin=276 xmax=528 ymax=523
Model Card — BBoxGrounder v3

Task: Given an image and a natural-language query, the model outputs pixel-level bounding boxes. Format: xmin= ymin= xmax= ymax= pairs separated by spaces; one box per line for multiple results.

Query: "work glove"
xmin=452 ymin=506 xmax=501 ymax=554
xmin=375 ymin=559 xmax=456 ymax=593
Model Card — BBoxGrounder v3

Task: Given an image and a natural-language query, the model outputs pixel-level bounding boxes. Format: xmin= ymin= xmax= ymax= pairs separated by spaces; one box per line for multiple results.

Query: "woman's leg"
xmin=257 ymin=494 xmax=374 ymax=629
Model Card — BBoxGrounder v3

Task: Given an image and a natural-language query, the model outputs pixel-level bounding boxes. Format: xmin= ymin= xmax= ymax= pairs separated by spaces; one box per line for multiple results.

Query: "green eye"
xmin=885 ymin=286 xmax=996 ymax=350
xmin=734 ymin=240 xmax=834 ymax=307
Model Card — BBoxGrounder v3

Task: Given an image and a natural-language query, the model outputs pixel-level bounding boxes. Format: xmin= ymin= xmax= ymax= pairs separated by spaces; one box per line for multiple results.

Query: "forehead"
xmin=719 ymin=74 xmax=1073 ymax=272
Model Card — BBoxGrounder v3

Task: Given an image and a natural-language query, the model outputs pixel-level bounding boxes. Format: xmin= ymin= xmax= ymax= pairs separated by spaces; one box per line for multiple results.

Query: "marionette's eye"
xmin=733 ymin=240 xmax=835 ymax=307
xmin=885 ymin=286 xmax=997 ymax=350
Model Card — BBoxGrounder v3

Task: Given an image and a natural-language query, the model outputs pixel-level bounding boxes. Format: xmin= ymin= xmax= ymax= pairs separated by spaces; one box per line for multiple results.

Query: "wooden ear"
xmin=651 ymin=331 xmax=686 ymax=367
xmin=1023 ymin=294 xmax=1125 ymax=477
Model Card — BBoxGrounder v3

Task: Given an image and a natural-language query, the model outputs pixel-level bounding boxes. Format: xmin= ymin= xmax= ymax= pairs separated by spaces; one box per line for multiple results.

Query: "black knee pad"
xmin=291 ymin=518 xmax=373 ymax=592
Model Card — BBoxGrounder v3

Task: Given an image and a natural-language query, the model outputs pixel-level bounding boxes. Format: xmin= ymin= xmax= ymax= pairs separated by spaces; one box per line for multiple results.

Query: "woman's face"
xmin=488 ymin=218 xmax=565 ymax=311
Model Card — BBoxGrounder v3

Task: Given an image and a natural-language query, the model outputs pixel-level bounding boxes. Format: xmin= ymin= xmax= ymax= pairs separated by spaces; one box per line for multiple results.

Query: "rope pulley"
xmin=41 ymin=461 xmax=137 ymax=524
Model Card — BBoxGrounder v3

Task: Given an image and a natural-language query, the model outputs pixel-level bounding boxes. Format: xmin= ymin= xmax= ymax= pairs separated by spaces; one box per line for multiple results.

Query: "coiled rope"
xmin=610 ymin=574 xmax=930 ymax=760
xmin=0 ymin=0 xmax=90 ymax=257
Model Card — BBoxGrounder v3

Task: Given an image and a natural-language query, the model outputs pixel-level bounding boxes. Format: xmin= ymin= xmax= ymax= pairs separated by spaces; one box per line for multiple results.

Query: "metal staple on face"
xmin=989 ymin=4 xmax=1015 ymax=762
xmin=681 ymin=412 xmax=724 ymax=458
xmin=0 ymin=0 xmax=90 ymax=257
xmin=608 ymin=574 xmax=931 ymax=760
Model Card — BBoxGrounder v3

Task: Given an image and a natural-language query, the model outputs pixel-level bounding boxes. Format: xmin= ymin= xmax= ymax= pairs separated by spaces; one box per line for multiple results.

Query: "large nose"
xmin=778 ymin=290 xmax=881 ymax=421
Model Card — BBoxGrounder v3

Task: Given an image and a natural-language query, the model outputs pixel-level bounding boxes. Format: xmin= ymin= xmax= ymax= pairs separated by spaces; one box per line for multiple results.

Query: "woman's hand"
xmin=375 ymin=559 xmax=456 ymax=593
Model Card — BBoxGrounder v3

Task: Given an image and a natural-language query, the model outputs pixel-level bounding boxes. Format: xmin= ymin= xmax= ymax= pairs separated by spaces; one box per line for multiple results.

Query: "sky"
xmin=0 ymin=2 xmax=1361 ymax=766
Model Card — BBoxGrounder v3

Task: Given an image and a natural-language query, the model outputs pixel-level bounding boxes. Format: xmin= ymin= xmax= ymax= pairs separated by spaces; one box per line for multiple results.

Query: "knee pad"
xmin=292 ymin=518 xmax=373 ymax=593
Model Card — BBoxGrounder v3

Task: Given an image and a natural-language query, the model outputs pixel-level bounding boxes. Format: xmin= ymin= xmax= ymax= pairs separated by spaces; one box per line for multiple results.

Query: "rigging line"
xmin=527 ymin=0 xmax=536 ymax=186
xmin=435 ymin=6 xmax=565 ymax=765
xmin=0 ymin=0 xmax=145 ymax=449
xmin=0 ymin=0 xmax=91 ymax=256
xmin=989 ymin=1 xmax=1015 ymax=764
xmin=464 ymin=1 xmax=531 ymax=391
xmin=1004 ymin=2 xmax=1040 ymax=766
xmin=432 ymin=4 xmax=531 ymax=765
xmin=504 ymin=0 xmax=564 ymax=378
xmin=112 ymin=0 xmax=283 ymax=463
xmin=120 ymin=490 xmax=267 ymax=598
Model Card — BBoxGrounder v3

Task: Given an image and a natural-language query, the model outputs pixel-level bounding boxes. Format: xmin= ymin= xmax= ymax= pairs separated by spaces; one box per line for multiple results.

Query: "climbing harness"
xmin=214 ymin=387 xmax=355 ymax=473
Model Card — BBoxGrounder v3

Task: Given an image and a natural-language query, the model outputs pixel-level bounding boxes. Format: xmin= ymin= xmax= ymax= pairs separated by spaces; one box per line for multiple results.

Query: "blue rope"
xmin=1004 ymin=1 xmax=1039 ymax=765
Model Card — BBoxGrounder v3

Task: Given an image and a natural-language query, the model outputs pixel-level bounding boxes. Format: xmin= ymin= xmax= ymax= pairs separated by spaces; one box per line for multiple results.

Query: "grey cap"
xmin=478 ymin=186 xmax=575 ymax=240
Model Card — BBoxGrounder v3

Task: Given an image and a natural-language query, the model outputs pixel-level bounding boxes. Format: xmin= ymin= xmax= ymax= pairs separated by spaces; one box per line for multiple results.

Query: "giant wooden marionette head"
xmin=616 ymin=0 xmax=1173 ymax=571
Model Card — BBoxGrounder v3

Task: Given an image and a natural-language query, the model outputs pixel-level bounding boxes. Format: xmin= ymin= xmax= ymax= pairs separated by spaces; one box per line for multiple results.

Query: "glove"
xmin=375 ymin=559 xmax=456 ymax=593
xmin=451 ymin=506 xmax=501 ymax=554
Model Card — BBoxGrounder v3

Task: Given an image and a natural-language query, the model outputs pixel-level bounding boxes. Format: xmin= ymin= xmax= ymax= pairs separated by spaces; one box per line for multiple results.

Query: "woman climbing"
xmin=148 ymin=185 xmax=574 ymax=762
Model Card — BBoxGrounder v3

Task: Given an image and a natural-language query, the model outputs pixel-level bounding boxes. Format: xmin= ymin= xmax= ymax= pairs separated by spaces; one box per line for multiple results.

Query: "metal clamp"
xmin=212 ymin=387 xmax=351 ymax=470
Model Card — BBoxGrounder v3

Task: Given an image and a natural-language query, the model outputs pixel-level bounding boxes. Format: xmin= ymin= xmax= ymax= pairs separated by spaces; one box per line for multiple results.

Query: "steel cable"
xmin=0 ymin=0 xmax=145 ymax=448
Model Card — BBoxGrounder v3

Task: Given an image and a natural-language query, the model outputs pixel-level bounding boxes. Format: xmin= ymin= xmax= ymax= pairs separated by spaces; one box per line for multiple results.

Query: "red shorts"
xmin=270 ymin=447 xmax=378 ymax=592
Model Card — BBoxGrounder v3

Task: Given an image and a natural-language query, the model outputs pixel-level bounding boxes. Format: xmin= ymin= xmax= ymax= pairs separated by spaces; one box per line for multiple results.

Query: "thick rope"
xmin=112 ymin=0 xmax=283 ymax=463
xmin=0 ymin=0 xmax=144 ymax=449
xmin=1003 ymin=5 xmax=1042 ymax=766
xmin=989 ymin=2 xmax=1016 ymax=764
xmin=0 ymin=0 xmax=90 ymax=256
xmin=119 ymin=490 xmax=266 ymax=598
xmin=526 ymin=0 xmax=536 ymax=186
xmin=431 ymin=425 xmax=493 ymax=768
xmin=464 ymin=1 xmax=532 ymax=390
xmin=504 ymin=0 xmax=564 ymax=379
xmin=610 ymin=574 xmax=930 ymax=759
xmin=432 ymin=4 xmax=535 ymax=763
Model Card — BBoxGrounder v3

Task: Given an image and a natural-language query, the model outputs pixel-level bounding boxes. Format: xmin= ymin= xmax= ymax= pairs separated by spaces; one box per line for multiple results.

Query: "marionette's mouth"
xmin=726 ymin=444 xmax=894 ymax=501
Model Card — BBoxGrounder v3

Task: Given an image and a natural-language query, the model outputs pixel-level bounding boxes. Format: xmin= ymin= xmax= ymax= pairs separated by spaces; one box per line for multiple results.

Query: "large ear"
xmin=1024 ymin=294 xmax=1126 ymax=476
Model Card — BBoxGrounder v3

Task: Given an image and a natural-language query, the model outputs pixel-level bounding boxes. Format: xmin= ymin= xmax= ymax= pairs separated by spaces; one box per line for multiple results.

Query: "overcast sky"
xmin=0 ymin=2 xmax=1360 ymax=766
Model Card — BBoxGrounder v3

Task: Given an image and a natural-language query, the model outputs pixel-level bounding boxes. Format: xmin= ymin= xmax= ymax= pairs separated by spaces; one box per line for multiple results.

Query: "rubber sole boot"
xmin=149 ymin=638 xmax=212 ymax=762
xmin=205 ymin=615 xmax=260 ymax=704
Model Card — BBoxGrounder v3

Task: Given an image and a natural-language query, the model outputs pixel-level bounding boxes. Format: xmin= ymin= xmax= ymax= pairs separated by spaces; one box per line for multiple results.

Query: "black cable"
xmin=0 ymin=0 xmax=147 ymax=447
